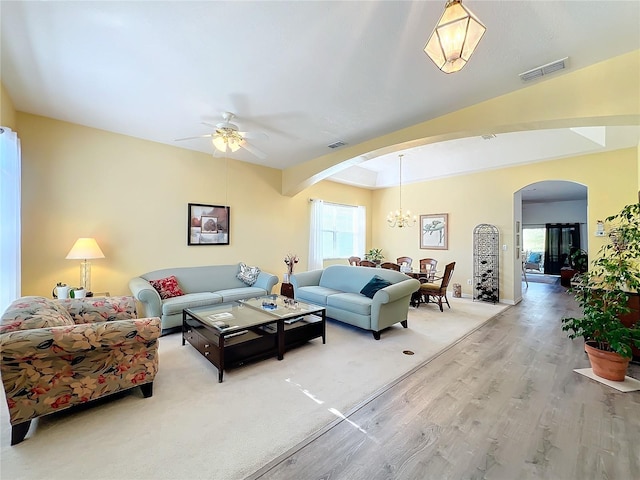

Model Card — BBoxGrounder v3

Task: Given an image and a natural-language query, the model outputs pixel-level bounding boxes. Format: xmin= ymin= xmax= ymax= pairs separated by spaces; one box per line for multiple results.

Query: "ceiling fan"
xmin=176 ymin=112 xmax=267 ymax=159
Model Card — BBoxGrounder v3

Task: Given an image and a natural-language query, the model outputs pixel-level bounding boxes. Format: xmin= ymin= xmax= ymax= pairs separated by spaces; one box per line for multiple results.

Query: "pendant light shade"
xmin=424 ymin=0 xmax=486 ymax=74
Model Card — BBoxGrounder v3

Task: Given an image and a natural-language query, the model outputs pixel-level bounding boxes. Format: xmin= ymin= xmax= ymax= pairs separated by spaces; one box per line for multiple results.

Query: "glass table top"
xmin=238 ymin=294 xmax=324 ymax=319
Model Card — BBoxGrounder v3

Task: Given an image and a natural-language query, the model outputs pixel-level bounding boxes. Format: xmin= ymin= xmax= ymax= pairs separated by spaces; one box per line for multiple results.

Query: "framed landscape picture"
xmin=420 ymin=213 xmax=448 ymax=250
xmin=188 ymin=203 xmax=230 ymax=245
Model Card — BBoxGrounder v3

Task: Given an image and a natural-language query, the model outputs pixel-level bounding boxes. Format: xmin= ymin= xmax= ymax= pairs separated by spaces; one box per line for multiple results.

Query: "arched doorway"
xmin=514 ymin=180 xmax=587 ymax=301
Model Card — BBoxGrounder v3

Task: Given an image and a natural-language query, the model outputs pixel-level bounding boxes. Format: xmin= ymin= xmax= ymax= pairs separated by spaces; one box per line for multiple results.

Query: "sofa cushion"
xmin=161 ymin=292 xmax=223 ymax=316
xmin=237 ymin=263 xmax=261 ymax=286
xmin=0 ymin=296 xmax=75 ymax=333
xmin=216 ymin=287 xmax=267 ymax=303
xmin=527 ymin=252 xmax=542 ymax=263
xmin=327 ymin=292 xmax=372 ymax=316
xmin=360 ymin=275 xmax=392 ymax=299
xmin=149 ymin=275 xmax=184 ymax=299
xmin=296 ymin=286 xmax=343 ymax=306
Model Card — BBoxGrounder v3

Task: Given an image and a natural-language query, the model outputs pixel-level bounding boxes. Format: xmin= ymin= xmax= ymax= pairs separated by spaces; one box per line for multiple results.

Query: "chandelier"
xmin=387 ymin=154 xmax=417 ymax=228
xmin=424 ymin=0 xmax=486 ymax=74
xmin=212 ymin=128 xmax=243 ymax=153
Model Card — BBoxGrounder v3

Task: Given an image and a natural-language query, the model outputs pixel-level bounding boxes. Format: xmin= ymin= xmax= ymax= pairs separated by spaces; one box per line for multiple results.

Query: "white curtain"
xmin=355 ymin=205 xmax=366 ymax=257
xmin=0 ymin=127 xmax=21 ymax=311
xmin=308 ymin=199 xmax=324 ymax=271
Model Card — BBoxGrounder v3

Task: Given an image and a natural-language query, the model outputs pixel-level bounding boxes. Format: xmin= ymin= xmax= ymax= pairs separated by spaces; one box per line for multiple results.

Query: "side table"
xmin=280 ymin=282 xmax=294 ymax=299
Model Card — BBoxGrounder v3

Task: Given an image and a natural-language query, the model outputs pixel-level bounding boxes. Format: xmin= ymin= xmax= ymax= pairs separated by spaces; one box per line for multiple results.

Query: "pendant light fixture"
xmin=387 ymin=154 xmax=417 ymax=228
xmin=424 ymin=0 xmax=486 ymax=74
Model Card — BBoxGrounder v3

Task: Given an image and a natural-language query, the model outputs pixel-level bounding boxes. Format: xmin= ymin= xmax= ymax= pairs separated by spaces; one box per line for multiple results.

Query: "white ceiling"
xmin=2 ymin=1 xmax=639 ymax=190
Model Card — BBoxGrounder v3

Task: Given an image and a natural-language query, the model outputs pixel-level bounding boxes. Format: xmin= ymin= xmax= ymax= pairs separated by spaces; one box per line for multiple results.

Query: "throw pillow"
xmin=149 ymin=275 xmax=184 ymax=300
xmin=237 ymin=263 xmax=261 ymax=286
xmin=360 ymin=275 xmax=392 ymax=299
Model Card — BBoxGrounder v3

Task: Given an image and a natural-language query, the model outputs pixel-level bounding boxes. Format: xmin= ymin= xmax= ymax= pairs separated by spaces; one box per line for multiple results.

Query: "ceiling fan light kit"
xmin=424 ymin=0 xmax=486 ymax=74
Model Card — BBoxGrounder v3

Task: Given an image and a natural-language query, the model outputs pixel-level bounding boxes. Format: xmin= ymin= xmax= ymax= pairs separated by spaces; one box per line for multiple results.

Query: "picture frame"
xmin=188 ymin=203 xmax=230 ymax=245
xmin=420 ymin=213 xmax=448 ymax=250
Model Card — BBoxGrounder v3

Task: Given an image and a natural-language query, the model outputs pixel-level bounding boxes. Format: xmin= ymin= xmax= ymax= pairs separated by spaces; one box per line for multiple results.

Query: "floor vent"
xmin=519 ymin=57 xmax=568 ymax=82
xmin=328 ymin=140 xmax=347 ymax=149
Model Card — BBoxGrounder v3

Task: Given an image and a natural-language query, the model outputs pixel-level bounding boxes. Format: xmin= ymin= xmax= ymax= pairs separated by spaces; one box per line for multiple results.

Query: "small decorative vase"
xmin=73 ymin=288 xmax=86 ymax=299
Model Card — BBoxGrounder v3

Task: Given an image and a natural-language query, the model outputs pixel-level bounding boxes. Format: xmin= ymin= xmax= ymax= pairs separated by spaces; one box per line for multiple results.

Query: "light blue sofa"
xmin=290 ymin=265 xmax=420 ymax=340
xmin=129 ymin=264 xmax=278 ymax=333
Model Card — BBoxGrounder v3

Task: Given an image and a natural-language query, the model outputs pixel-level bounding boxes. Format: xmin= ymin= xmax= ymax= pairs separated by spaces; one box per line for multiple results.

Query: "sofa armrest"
xmin=373 ymin=278 xmax=420 ymax=305
xmin=290 ymin=270 xmax=323 ymax=291
xmin=129 ymin=277 xmax=162 ymax=318
xmin=0 ymin=317 xmax=161 ymax=359
xmin=253 ymin=271 xmax=279 ymax=293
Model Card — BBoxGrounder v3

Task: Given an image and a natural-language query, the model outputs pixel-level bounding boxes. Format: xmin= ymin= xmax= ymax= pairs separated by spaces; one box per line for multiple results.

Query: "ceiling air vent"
xmin=328 ymin=141 xmax=347 ymax=149
xmin=519 ymin=57 xmax=568 ymax=82
xmin=481 ymin=134 xmax=496 ymax=140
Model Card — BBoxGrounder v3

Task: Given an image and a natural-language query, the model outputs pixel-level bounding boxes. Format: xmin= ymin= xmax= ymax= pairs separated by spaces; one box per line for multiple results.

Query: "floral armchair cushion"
xmin=0 ymin=296 xmax=74 ymax=333
xmin=57 ymin=296 xmax=138 ymax=324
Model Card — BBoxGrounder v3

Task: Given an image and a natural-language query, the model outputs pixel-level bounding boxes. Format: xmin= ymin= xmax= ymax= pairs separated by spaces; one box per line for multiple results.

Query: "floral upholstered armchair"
xmin=0 ymin=296 xmax=160 ymax=445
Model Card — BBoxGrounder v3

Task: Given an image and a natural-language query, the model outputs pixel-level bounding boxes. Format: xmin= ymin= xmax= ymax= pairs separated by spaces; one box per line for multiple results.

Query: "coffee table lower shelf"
xmin=182 ymin=311 xmax=325 ymax=382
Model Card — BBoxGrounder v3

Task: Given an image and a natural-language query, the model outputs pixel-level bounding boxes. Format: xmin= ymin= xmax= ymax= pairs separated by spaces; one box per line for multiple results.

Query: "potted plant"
xmin=561 ymin=202 xmax=640 ymax=381
xmin=365 ymin=248 xmax=385 ymax=264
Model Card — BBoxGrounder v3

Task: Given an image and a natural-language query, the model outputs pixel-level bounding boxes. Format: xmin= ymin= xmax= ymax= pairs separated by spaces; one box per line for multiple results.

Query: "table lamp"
xmin=65 ymin=237 xmax=105 ymax=292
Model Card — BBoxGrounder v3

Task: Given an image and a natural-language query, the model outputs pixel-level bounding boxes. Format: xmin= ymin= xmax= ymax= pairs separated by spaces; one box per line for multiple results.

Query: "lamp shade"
xmin=424 ymin=0 xmax=486 ymax=74
xmin=65 ymin=238 xmax=105 ymax=260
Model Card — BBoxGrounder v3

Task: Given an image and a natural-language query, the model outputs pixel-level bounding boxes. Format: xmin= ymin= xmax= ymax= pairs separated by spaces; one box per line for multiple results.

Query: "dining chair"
xmin=396 ymin=257 xmax=413 ymax=268
xmin=360 ymin=260 xmax=376 ymax=267
xmin=419 ymin=258 xmax=438 ymax=281
xmin=348 ymin=256 xmax=361 ymax=266
xmin=416 ymin=262 xmax=456 ymax=312
xmin=380 ymin=262 xmax=400 ymax=271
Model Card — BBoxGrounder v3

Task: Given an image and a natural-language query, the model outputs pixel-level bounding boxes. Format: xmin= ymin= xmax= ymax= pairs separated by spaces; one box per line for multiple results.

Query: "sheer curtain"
xmin=308 ymin=199 xmax=324 ymax=270
xmin=0 ymin=127 xmax=21 ymax=311
xmin=355 ymin=205 xmax=366 ymax=257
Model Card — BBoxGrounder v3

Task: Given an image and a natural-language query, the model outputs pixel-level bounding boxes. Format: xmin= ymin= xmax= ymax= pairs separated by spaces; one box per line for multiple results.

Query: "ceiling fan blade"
xmin=240 ymin=140 xmax=267 ymax=160
xmin=175 ymin=134 xmax=213 ymax=141
xmin=239 ymin=131 xmax=269 ymax=141
xmin=201 ymin=121 xmax=217 ymax=129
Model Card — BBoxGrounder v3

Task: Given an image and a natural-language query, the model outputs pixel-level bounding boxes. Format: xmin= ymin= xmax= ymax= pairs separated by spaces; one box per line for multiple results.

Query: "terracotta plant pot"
xmin=584 ymin=341 xmax=630 ymax=382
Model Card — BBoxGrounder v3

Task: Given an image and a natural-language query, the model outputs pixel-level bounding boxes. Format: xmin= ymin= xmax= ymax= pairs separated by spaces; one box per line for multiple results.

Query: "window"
xmin=0 ymin=127 xmax=21 ymax=311
xmin=309 ymin=200 xmax=365 ymax=270
xmin=321 ymin=203 xmax=364 ymax=259
xmin=522 ymin=226 xmax=545 ymax=254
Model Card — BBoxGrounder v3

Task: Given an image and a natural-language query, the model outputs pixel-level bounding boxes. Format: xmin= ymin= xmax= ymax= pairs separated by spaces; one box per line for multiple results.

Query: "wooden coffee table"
xmin=182 ymin=295 xmax=325 ymax=382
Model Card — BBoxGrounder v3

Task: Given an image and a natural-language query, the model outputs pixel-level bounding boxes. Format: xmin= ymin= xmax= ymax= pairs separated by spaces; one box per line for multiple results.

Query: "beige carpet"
xmin=0 ymin=297 xmax=508 ymax=480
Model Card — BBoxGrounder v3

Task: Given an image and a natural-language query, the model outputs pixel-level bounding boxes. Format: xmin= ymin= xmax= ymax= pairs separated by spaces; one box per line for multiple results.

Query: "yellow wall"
xmin=371 ymin=148 xmax=638 ymax=303
xmin=283 ymin=50 xmax=640 ymax=196
xmin=16 ymin=112 xmax=372 ymax=297
xmin=1 ymin=82 xmax=17 ymax=129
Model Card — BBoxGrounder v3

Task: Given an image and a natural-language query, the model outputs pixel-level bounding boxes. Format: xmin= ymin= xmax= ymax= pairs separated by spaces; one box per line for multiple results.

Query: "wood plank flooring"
xmin=249 ymin=282 xmax=640 ymax=480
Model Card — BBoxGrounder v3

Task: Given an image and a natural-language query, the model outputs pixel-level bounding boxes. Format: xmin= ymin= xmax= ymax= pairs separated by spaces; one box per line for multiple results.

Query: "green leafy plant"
xmin=365 ymin=248 xmax=384 ymax=263
xmin=561 ymin=202 xmax=640 ymax=358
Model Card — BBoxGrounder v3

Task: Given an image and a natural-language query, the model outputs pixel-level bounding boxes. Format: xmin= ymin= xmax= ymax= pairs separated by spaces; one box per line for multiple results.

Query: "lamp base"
xmin=80 ymin=260 xmax=92 ymax=292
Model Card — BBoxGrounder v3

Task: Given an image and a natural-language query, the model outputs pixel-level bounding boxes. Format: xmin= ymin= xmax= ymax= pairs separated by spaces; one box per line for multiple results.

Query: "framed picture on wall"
xmin=188 ymin=203 xmax=230 ymax=245
xmin=420 ymin=213 xmax=448 ymax=250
